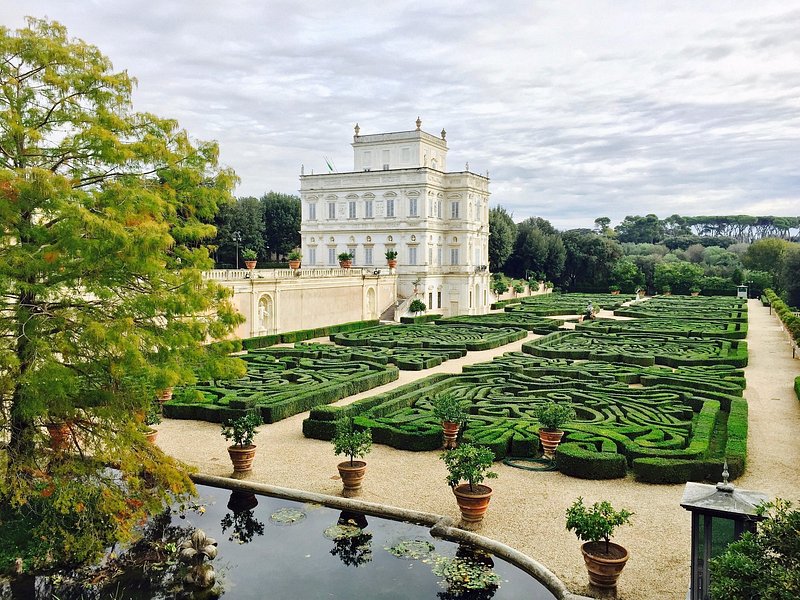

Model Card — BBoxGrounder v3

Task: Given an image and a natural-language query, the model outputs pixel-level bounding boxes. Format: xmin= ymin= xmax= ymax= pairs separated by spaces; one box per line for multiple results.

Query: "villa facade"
xmin=299 ymin=119 xmax=491 ymax=316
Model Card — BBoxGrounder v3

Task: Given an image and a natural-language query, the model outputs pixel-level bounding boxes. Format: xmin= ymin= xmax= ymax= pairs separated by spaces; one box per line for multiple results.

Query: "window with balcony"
xmin=328 ymin=248 xmax=336 ymax=265
xmin=308 ymin=247 xmax=316 ymax=265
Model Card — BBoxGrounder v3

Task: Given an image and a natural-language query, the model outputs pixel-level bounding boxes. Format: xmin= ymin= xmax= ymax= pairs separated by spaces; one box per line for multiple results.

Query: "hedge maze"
xmin=331 ymin=323 xmax=528 ymax=351
xmin=576 ymin=318 xmax=747 ymax=339
xmin=503 ymin=293 xmax=635 ymax=316
xmin=522 ymin=331 xmax=748 ymax=367
xmin=163 ymin=348 xmax=399 ymax=424
xmin=302 ymin=353 xmax=747 ymax=483
xmin=302 ymin=293 xmax=751 ymax=483
xmin=435 ymin=313 xmax=563 ymax=335
xmin=266 ymin=343 xmax=466 ymax=371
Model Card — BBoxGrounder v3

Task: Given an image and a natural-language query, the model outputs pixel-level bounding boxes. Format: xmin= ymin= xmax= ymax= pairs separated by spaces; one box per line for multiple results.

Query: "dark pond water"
xmin=4 ymin=484 xmax=557 ymax=600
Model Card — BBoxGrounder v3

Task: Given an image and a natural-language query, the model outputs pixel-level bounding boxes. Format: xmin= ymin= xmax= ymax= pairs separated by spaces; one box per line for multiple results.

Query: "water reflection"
xmin=326 ymin=511 xmax=373 ymax=567
xmin=220 ymin=491 xmax=264 ymax=545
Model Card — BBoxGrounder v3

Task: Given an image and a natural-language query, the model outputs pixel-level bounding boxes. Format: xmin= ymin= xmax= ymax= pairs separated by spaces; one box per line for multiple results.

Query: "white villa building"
xmin=299 ymin=119 xmax=491 ymax=317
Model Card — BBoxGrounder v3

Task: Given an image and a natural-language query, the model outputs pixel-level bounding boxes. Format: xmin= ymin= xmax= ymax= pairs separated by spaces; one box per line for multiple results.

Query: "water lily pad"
xmin=432 ymin=555 xmax=501 ymax=592
xmin=323 ymin=524 xmax=365 ymax=540
xmin=385 ymin=538 xmax=436 ymax=560
xmin=269 ymin=508 xmax=306 ymax=525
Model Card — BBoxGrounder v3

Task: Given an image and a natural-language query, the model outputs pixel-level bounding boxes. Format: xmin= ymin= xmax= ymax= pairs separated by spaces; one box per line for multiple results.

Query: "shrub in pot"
xmin=221 ymin=413 xmax=262 ymax=473
xmin=533 ymin=402 xmax=575 ymax=459
xmin=385 ymin=249 xmax=398 ymax=268
xmin=431 ymin=392 xmax=467 ymax=449
xmin=566 ymin=497 xmax=633 ymax=589
xmin=143 ymin=398 xmax=162 ymax=443
xmin=333 ymin=418 xmax=372 ymax=496
xmin=338 ymin=252 xmax=354 ymax=268
xmin=242 ymin=248 xmax=258 ymax=269
xmin=441 ymin=443 xmax=497 ymax=527
xmin=287 ymin=250 xmax=302 ymax=269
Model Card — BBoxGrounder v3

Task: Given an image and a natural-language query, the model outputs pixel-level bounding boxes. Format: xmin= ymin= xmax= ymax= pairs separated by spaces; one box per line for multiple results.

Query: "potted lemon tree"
xmin=533 ymin=401 xmax=576 ymax=459
xmin=441 ymin=443 xmax=497 ymax=526
xmin=566 ymin=497 xmax=633 ymax=589
xmin=431 ymin=392 xmax=467 ymax=449
xmin=333 ymin=418 xmax=372 ymax=496
xmin=221 ymin=413 xmax=262 ymax=473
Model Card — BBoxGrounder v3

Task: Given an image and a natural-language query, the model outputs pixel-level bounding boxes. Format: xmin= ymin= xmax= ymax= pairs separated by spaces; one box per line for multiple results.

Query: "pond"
xmin=5 ymin=484 xmax=558 ymax=599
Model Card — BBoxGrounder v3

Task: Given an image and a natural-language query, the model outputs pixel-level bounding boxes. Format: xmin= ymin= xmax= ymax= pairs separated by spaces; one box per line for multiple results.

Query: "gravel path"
xmin=156 ymin=299 xmax=800 ymax=599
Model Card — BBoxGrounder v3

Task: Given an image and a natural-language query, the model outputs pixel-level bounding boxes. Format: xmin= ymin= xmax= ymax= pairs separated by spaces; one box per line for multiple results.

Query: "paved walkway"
xmin=157 ymin=300 xmax=800 ymax=600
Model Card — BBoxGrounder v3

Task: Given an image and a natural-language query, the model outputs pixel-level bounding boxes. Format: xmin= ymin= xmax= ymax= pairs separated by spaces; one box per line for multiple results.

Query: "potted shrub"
xmin=431 ymin=392 xmax=468 ymax=449
xmin=385 ymin=249 xmax=398 ymax=268
xmin=512 ymin=281 xmax=526 ymax=296
xmin=609 ymin=284 xmax=621 ymax=295
xmin=566 ymin=497 xmax=633 ymax=589
xmin=533 ymin=402 xmax=576 ymax=459
xmin=333 ymin=418 xmax=372 ymax=496
xmin=287 ymin=250 xmax=302 ymax=270
xmin=143 ymin=398 xmax=162 ymax=444
xmin=690 ymin=286 xmax=701 ymax=297
xmin=221 ymin=412 xmax=262 ymax=473
xmin=661 ymin=284 xmax=672 ymax=296
xmin=338 ymin=251 xmax=354 ymax=269
xmin=441 ymin=443 xmax=497 ymax=526
xmin=242 ymin=248 xmax=258 ymax=269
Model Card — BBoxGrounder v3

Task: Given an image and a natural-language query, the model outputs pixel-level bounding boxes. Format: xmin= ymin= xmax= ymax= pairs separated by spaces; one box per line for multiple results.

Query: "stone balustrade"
xmin=203 ymin=267 xmax=378 ymax=281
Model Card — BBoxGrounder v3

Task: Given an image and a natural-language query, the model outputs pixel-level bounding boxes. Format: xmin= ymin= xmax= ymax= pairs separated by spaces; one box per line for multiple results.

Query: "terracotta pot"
xmin=387 ymin=259 xmax=397 ymax=268
xmin=339 ymin=260 xmax=352 ymax=269
xmin=144 ymin=428 xmax=158 ymax=444
xmin=288 ymin=259 xmax=301 ymax=270
xmin=337 ymin=460 xmax=367 ymax=495
xmin=228 ymin=444 xmax=257 ymax=473
xmin=244 ymin=260 xmax=257 ymax=270
xmin=538 ymin=428 xmax=564 ymax=459
xmin=452 ymin=483 xmax=493 ymax=524
xmin=46 ymin=422 xmax=73 ymax=451
xmin=581 ymin=541 xmax=629 ymax=588
xmin=441 ymin=421 xmax=460 ymax=449
xmin=691 ymin=292 xmax=700 ymax=296
xmin=610 ymin=290 xmax=620 ymax=295
xmin=156 ymin=387 xmax=173 ymax=404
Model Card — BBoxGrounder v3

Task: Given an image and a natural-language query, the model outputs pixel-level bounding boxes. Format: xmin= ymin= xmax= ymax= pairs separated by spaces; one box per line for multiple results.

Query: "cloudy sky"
xmin=4 ymin=1 xmax=800 ymax=229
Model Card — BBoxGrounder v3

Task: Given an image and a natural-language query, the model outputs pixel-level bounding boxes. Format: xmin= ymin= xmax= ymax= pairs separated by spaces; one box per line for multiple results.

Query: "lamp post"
xmin=232 ymin=230 xmax=242 ymax=269
xmin=680 ymin=462 xmax=769 ymax=600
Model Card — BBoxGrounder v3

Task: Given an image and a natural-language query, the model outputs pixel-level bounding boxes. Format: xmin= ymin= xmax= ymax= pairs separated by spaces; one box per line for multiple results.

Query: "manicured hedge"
xmin=764 ymin=288 xmax=800 ymax=346
xmin=241 ymin=319 xmax=380 ymax=350
xmin=522 ymin=330 xmax=748 ymax=367
xmin=400 ymin=313 xmax=443 ymax=324
xmin=164 ymin=348 xmax=398 ymax=423
xmin=577 ymin=318 xmax=748 ymax=340
xmin=331 ymin=323 xmax=527 ymax=352
xmin=303 ymin=350 xmax=747 ymax=481
xmin=795 ymin=376 xmax=800 ymax=402
xmin=435 ymin=313 xmax=562 ymax=335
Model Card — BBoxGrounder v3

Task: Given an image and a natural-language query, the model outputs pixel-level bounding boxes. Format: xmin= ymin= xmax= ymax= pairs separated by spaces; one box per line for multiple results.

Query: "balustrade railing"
xmin=203 ymin=267 xmax=377 ymax=281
